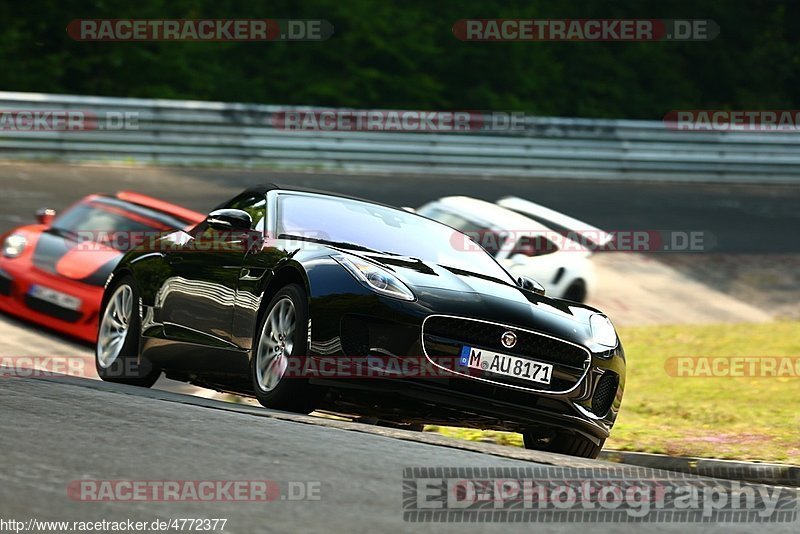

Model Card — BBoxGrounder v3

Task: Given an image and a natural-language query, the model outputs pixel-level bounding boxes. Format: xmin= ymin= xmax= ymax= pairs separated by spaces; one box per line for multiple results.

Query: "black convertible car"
xmin=95 ymin=185 xmax=625 ymax=458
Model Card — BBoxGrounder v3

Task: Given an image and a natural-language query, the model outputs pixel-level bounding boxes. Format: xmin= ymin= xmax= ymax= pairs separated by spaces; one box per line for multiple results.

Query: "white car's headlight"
xmin=333 ymin=254 xmax=415 ymax=301
xmin=2 ymin=233 xmax=27 ymax=258
xmin=590 ymin=314 xmax=618 ymax=348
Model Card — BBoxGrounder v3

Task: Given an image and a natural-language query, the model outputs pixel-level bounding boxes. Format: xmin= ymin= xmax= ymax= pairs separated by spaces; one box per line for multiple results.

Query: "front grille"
xmin=422 ymin=315 xmax=590 ymax=393
xmin=0 ymin=270 xmax=12 ymax=296
xmin=424 ymin=316 xmax=588 ymax=368
xmin=24 ymin=295 xmax=82 ymax=323
xmin=591 ymin=372 xmax=618 ymax=417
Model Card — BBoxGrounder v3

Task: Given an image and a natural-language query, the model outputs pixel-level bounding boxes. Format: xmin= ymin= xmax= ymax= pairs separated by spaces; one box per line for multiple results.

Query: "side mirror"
xmin=206 ymin=209 xmax=252 ymax=231
xmin=35 ymin=208 xmax=56 ymax=226
xmin=517 ymin=276 xmax=545 ymax=296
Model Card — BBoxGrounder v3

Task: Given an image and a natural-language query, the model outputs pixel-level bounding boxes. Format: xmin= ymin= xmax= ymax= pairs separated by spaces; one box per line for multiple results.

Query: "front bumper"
xmin=309 ymin=311 xmax=625 ymax=442
xmin=0 ymin=259 xmax=102 ymax=343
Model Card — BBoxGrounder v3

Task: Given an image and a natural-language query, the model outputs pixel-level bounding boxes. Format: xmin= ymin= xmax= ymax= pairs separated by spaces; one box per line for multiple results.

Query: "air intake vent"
xmin=591 ymin=373 xmax=618 ymax=417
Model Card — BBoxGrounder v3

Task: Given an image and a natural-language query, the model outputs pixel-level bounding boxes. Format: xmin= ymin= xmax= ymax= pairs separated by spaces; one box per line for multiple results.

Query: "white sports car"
xmin=497 ymin=196 xmax=614 ymax=253
xmin=417 ymin=196 xmax=600 ymax=302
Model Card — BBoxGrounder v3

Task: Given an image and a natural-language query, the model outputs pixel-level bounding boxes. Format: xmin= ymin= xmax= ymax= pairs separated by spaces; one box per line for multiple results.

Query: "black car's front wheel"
xmin=251 ymin=284 xmax=324 ymax=414
xmin=522 ymin=428 xmax=604 ymax=459
xmin=95 ymin=275 xmax=161 ymax=387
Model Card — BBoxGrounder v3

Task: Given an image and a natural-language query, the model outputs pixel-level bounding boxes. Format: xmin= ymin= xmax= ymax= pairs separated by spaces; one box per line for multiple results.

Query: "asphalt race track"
xmin=1 ymin=163 xmax=799 ymax=532
xmin=0 ymin=374 xmax=796 ymax=533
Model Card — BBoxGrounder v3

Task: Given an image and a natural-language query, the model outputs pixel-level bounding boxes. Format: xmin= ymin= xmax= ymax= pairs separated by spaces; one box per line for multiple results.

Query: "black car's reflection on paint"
xmin=95 ymin=185 xmax=625 ymax=458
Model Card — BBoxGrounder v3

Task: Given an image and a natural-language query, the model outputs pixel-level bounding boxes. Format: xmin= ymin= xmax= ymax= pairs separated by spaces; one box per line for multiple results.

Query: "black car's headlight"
xmin=590 ymin=314 xmax=618 ymax=348
xmin=333 ymin=254 xmax=415 ymax=301
xmin=2 ymin=233 xmax=27 ymax=258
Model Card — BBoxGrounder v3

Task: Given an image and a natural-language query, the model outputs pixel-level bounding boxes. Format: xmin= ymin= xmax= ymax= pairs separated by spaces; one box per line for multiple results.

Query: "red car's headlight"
xmin=2 ymin=233 xmax=27 ymax=258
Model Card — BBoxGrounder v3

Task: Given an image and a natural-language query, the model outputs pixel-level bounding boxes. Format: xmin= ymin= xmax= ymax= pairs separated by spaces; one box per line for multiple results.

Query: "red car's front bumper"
xmin=0 ymin=257 xmax=102 ymax=343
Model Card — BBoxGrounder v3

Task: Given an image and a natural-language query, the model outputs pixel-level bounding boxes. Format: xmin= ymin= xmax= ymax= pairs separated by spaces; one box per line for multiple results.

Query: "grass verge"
xmin=424 ymin=321 xmax=800 ymax=464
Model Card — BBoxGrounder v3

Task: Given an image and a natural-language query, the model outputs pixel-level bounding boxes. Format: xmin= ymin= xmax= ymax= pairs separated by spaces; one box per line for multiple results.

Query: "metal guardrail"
xmin=1 ymin=91 xmax=799 ymax=183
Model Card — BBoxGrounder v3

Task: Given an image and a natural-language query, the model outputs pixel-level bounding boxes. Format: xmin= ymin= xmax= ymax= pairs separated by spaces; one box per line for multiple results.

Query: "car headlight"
xmin=590 ymin=314 xmax=618 ymax=348
xmin=333 ymin=254 xmax=415 ymax=301
xmin=2 ymin=233 xmax=27 ymax=258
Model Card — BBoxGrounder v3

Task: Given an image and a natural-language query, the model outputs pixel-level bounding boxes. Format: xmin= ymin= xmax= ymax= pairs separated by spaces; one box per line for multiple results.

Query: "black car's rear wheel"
xmin=251 ymin=284 xmax=324 ymax=414
xmin=522 ymin=428 xmax=604 ymax=459
xmin=95 ymin=275 xmax=161 ymax=387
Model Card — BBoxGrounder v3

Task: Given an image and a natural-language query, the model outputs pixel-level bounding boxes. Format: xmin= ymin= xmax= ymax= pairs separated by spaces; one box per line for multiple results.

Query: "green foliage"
xmin=1 ymin=0 xmax=798 ymax=118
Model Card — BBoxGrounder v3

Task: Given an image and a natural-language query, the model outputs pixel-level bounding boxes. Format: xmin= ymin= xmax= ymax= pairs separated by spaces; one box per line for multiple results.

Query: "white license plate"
xmin=28 ymin=285 xmax=82 ymax=311
xmin=459 ymin=346 xmax=553 ymax=385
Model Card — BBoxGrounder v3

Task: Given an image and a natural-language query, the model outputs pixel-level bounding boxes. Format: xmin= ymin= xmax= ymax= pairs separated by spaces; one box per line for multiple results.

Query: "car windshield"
xmin=277 ymin=193 xmax=516 ymax=284
xmin=416 ymin=205 xmax=507 ymax=257
xmin=50 ymin=199 xmax=182 ymax=249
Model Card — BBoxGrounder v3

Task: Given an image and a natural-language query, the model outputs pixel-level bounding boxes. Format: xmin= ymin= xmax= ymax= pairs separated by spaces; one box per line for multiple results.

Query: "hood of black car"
xmin=361 ymin=252 xmax=602 ymax=345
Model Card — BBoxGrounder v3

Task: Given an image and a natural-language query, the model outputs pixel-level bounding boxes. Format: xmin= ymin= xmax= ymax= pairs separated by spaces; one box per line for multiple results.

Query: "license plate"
xmin=28 ymin=285 xmax=82 ymax=311
xmin=459 ymin=346 xmax=553 ymax=385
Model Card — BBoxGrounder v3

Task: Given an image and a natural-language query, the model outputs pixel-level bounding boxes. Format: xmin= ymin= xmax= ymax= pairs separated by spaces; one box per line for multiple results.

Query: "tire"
xmin=522 ymin=428 xmax=604 ymax=459
xmin=562 ymin=279 xmax=587 ymax=303
xmin=251 ymin=284 xmax=324 ymax=414
xmin=95 ymin=275 xmax=161 ymax=387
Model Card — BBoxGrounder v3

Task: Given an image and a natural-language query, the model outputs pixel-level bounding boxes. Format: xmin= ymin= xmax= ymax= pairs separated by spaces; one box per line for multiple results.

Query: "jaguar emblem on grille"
xmin=500 ymin=330 xmax=517 ymax=349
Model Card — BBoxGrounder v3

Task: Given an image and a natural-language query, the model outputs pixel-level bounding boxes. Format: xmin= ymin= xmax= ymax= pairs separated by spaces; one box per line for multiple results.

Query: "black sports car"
xmin=96 ymin=185 xmax=625 ymax=458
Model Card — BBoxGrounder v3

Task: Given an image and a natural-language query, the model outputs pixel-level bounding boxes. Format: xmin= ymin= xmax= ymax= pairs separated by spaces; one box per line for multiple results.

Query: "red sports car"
xmin=0 ymin=191 xmax=203 ymax=342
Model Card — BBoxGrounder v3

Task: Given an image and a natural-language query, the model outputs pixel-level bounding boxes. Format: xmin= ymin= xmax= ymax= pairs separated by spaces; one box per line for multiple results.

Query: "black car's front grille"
xmin=422 ymin=315 xmax=590 ymax=393
xmin=423 ymin=316 xmax=589 ymax=368
xmin=591 ymin=372 xmax=618 ymax=417
xmin=24 ymin=295 xmax=82 ymax=323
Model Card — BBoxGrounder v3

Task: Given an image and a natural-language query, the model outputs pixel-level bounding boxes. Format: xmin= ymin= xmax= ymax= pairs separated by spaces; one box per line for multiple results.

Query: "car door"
xmin=159 ymin=192 xmax=266 ymax=348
